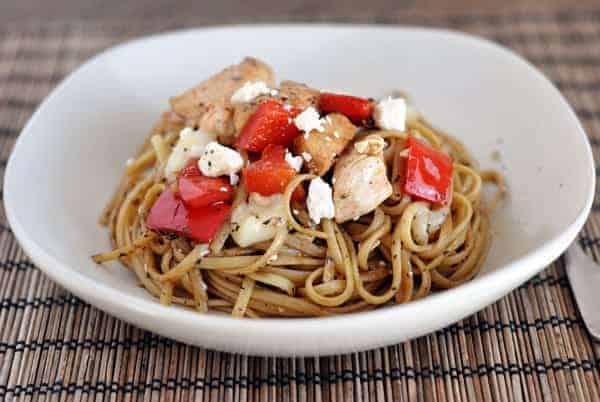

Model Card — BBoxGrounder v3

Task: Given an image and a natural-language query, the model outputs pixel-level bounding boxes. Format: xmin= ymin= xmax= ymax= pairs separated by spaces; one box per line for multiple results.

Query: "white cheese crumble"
xmin=301 ymin=152 xmax=313 ymax=162
xmin=307 ymin=177 xmax=335 ymax=224
xmin=230 ymin=81 xmax=272 ymax=104
xmin=198 ymin=141 xmax=244 ymax=177
xmin=285 ymin=150 xmax=303 ymax=172
xmin=374 ymin=97 xmax=407 ymax=131
xmin=164 ymin=127 xmax=216 ymax=181
xmin=294 ymin=107 xmax=325 ymax=134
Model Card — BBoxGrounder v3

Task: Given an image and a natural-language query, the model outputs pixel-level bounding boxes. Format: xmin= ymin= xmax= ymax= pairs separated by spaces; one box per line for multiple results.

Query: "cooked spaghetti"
xmin=93 ymin=58 xmax=505 ymax=318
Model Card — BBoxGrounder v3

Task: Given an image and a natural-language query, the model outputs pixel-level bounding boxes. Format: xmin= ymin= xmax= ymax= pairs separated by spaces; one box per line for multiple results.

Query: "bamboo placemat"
xmin=2 ymin=7 xmax=600 ymax=402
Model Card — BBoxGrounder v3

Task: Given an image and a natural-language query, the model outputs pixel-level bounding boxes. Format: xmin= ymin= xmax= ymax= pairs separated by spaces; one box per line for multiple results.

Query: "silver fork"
xmin=565 ymin=242 xmax=600 ymax=341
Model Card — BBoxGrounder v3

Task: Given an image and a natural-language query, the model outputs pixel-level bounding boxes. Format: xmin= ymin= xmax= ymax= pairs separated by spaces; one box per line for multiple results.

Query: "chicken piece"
xmin=231 ymin=193 xmax=287 ymax=247
xmin=278 ymin=81 xmax=320 ymax=109
xmin=332 ymin=134 xmax=393 ymax=223
xmin=169 ymin=58 xmax=275 ymax=143
xmin=231 ymin=102 xmax=257 ymax=135
xmin=293 ymin=113 xmax=356 ymax=176
xmin=412 ymin=204 xmax=450 ymax=244
xmin=231 ymin=100 xmax=263 ymax=135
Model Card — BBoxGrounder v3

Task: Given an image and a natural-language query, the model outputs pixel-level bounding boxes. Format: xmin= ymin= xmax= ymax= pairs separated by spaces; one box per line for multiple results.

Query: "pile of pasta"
xmin=94 ymin=109 xmax=504 ymax=318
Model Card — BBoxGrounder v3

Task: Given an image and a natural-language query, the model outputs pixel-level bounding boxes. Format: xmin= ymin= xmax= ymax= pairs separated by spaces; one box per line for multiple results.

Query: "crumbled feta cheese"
xmin=189 ymin=144 xmax=204 ymax=156
xmin=307 ymin=178 xmax=335 ymax=224
xmin=164 ymin=127 xmax=216 ymax=181
xmin=229 ymin=173 xmax=239 ymax=186
xmin=270 ymin=89 xmax=279 ymax=96
xmin=294 ymin=107 xmax=325 ymax=133
xmin=374 ymin=97 xmax=407 ymax=131
xmin=283 ymin=104 xmax=292 ymax=111
xmin=285 ymin=150 xmax=303 ymax=172
xmin=231 ymin=194 xmax=287 ymax=247
xmin=198 ymin=142 xmax=244 ymax=177
xmin=301 ymin=152 xmax=312 ymax=162
xmin=230 ymin=81 xmax=272 ymax=103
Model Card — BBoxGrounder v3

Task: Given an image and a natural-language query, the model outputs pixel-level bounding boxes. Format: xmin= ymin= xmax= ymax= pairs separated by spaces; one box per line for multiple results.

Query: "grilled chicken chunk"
xmin=278 ymin=81 xmax=320 ymax=109
xmin=412 ymin=204 xmax=450 ymax=244
xmin=293 ymin=113 xmax=356 ymax=176
xmin=231 ymin=101 xmax=260 ymax=135
xmin=332 ymin=135 xmax=393 ymax=223
xmin=169 ymin=57 xmax=275 ymax=143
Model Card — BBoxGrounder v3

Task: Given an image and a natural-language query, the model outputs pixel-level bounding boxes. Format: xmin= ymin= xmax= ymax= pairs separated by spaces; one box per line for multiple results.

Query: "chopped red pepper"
xmin=235 ymin=99 xmax=301 ymax=152
xmin=319 ymin=92 xmax=373 ymax=124
xmin=146 ymin=189 xmax=231 ymax=242
xmin=186 ymin=202 xmax=231 ymax=243
xmin=146 ymin=189 xmax=189 ymax=235
xmin=178 ymin=159 xmax=233 ymax=208
xmin=403 ymin=137 xmax=453 ymax=205
xmin=243 ymin=144 xmax=305 ymax=200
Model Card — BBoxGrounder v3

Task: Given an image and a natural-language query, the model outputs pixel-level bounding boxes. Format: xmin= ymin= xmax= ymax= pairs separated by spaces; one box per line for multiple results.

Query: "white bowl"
xmin=5 ymin=25 xmax=595 ymax=356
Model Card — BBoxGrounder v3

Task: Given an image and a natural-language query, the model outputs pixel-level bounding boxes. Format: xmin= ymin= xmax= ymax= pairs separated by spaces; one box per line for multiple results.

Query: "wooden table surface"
xmin=2 ymin=0 xmax=599 ymax=23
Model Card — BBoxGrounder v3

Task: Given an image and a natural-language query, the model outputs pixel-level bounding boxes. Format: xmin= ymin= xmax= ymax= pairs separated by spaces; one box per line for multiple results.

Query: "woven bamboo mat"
xmin=2 ymin=6 xmax=600 ymax=402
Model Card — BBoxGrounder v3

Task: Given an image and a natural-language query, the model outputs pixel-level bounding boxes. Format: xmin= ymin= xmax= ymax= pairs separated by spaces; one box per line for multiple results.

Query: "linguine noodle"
xmin=93 ymin=113 xmax=505 ymax=318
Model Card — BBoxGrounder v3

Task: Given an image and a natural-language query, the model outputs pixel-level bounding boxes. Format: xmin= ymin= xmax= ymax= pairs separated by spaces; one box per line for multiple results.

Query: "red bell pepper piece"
xmin=243 ymin=144 xmax=305 ymax=200
xmin=146 ymin=189 xmax=189 ymax=235
xmin=319 ymin=92 xmax=373 ymax=124
xmin=146 ymin=189 xmax=231 ymax=242
xmin=403 ymin=137 xmax=453 ymax=205
xmin=186 ymin=202 xmax=231 ymax=243
xmin=235 ymin=99 xmax=301 ymax=152
xmin=178 ymin=159 xmax=233 ymax=208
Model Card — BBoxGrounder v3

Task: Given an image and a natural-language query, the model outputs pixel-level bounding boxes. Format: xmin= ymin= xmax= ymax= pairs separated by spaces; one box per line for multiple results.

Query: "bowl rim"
xmin=4 ymin=24 xmax=596 ymax=353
